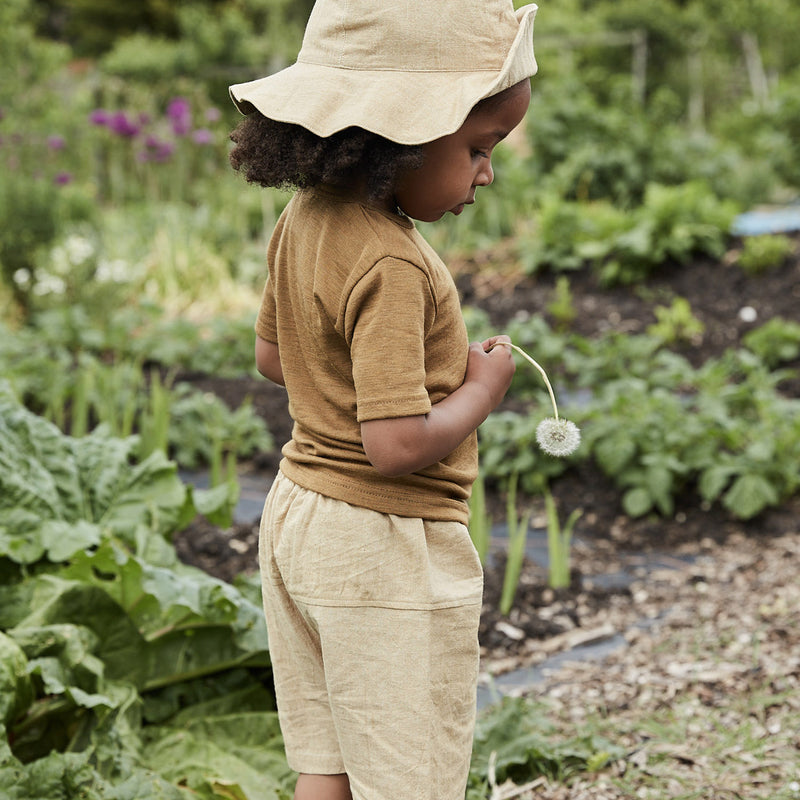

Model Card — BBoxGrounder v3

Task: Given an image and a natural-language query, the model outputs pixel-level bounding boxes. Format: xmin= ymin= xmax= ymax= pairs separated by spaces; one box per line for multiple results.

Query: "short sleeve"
xmin=255 ymin=275 xmax=278 ymax=343
xmin=345 ymin=258 xmax=436 ymax=423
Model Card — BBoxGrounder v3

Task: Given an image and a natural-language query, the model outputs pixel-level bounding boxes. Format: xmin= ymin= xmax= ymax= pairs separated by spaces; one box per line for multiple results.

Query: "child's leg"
xmin=294 ymin=773 xmax=352 ymax=800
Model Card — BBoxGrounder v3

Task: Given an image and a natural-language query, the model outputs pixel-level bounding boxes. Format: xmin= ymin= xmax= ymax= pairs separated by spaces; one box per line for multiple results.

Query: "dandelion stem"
xmin=492 ymin=342 xmax=560 ymax=420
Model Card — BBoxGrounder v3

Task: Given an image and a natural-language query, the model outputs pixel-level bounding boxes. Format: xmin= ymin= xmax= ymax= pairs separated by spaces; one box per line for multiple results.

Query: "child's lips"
xmin=452 ymin=199 xmax=474 ymax=216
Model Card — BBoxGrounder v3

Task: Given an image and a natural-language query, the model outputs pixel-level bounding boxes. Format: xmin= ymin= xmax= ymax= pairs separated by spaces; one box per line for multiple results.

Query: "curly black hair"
xmin=229 ymin=113 xmax=425 ymax=202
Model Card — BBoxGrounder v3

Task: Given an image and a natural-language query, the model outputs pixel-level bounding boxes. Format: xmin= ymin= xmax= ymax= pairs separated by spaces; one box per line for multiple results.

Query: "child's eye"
xmin=472 ymin=149 xmax=489 ymax=159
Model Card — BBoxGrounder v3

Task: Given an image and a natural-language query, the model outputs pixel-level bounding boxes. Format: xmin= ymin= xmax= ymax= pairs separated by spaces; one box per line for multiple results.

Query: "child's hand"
xmin=463 ymin=335 xmax=516 ymax=410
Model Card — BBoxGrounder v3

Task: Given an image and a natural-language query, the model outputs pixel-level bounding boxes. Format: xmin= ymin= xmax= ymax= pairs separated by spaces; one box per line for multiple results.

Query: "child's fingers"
xmin=480 ymin=335 xmax=512 ymax=353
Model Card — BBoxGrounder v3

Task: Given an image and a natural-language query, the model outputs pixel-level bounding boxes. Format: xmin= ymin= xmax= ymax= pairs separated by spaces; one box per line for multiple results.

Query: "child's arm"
xmin=360 ymin=335 xmax=514 ymax=477
xmin=255 ymin=335 xmax=285 ymax=386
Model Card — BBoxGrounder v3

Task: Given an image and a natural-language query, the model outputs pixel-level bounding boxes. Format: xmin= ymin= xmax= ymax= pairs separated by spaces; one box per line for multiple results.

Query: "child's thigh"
xmin=314 ymin=602 xmax=481 ymax=800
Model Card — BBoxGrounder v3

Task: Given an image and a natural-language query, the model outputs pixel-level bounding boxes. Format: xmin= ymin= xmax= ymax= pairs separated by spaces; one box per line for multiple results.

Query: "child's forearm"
xmin=361 ymin=339 xmax=515 ymax=477
xmin=360 ymin=380 xmax=497 ymax=477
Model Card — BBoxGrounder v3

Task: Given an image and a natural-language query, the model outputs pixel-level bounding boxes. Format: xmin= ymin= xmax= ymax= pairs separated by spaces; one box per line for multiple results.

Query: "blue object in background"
xmin=732 ymin=202 xmax=800 ymax=236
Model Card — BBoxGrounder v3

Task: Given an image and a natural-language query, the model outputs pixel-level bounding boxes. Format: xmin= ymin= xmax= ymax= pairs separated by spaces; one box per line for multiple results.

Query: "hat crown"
xmin=299 ymin=0 xmax=519 ymax=72
xmin=229 ymin=2 xmax=536 ymax=145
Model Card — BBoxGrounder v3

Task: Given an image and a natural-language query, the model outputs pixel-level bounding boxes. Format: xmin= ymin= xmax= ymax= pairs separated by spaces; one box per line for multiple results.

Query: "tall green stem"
xmin=493 ymin=341 xmax=560 ymax=420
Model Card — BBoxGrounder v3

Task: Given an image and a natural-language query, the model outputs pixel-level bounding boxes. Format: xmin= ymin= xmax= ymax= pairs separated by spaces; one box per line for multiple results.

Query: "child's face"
xmin=394 ymin=80 xmax=531 ymax=223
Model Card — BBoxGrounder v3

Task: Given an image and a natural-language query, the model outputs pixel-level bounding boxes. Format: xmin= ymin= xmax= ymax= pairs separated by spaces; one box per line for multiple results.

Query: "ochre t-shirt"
xmin=256 ymin=185 xmax=477 ymax=524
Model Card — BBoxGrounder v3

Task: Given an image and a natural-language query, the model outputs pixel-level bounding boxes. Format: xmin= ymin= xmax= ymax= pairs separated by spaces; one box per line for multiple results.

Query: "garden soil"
xmin=173 ymin=238 xmax=799 ymax=796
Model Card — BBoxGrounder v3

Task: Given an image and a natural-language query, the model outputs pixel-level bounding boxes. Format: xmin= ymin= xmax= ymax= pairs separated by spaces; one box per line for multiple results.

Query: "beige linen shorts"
xmin=258 ymin=471 xmax=483 ymax=800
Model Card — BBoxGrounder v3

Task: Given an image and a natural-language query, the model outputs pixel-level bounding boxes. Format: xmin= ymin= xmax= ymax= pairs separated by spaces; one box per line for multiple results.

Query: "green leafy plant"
xmin=584 ymin=379 xmax=698 ymax=517
xmin=737 ymin=233 xmax=794 ymax=275
xmin=518 ymin=197 xmax=611 ymax=274
xmin=743 ymin=316 xmax=800 ymax=368
xmin=546 ymin=275 xmax=578 ymax=331
xmin=646 ymin=296 xmax=705 ymax=345
xmin=0 ymin=175 xmax=60 ymax=317
xmin=0 ymin=382 xmax=294 ymax=799
xmin=168 ymin=383 xmax=273 ymax=470
xmin=516 ymin=182 xmax=737 ymax=285
xmin=597 ymin=182 xmax=738 ymax=286
xmin=693 ymin=359 xmax=800 ymax=519
xmin=0 ymin=329 xmax=272 ymax=472
xmin=480 ymin=325 xmax=800 ymax=522
xmin=467 ymin=696 xmax=619 ymax=797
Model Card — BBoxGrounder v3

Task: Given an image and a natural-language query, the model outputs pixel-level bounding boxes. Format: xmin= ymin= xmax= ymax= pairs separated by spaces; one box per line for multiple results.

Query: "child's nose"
xmin=476 ymin=160 xmax=494 ymax=187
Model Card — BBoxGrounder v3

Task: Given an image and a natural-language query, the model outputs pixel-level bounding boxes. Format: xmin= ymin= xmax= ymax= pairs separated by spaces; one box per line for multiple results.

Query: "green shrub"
xmin=737 ymin=234 xmax=794 ymax=275
xmin=743 ymin=317 xmax=800 ymax=368
xmin=517 ymin=182 xmax=737 ymax=285
xmin=0 ymin=382 xmax=292 ymax=797
xmin=646 ymin=297 xmax=705 ymax=345
xmin=714 ymin=66 xmax=800 ymax=191
xmin=596 ymin=182 xmax=738 ymax=285
xmin=168 ymin=384 xmax=273 ymax=470
xmin=0 ymin=176 xmax=60 ymax=316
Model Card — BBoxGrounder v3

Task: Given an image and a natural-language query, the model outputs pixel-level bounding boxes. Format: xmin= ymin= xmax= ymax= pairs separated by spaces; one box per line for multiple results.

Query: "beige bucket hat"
xmin=229 ymin=0 xmax=538 ymax=145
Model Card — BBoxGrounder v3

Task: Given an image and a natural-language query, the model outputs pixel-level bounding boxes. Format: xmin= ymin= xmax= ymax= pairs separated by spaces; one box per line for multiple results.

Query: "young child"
xmin=228 ymin=2 xmax=537 ymax=798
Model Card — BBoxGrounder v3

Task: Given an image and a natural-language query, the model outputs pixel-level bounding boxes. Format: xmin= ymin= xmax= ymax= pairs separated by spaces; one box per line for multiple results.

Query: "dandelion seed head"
xmin=536 ymin=417 xmax=581 ymax=457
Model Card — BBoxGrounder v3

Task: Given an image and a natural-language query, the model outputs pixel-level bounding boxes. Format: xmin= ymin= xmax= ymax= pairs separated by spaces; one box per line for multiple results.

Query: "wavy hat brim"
xmin=230 ymin=4 xmax=537 ymax=146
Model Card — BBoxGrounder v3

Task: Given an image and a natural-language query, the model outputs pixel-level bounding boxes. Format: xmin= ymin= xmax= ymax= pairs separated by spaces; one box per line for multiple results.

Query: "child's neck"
xmin=325 ymin=180 xmax=403 ymax=218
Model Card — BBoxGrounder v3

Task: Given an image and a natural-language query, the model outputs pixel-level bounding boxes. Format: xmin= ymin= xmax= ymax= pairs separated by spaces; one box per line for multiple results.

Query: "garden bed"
xmin=174 ymin=238 xmax=800 ymax=676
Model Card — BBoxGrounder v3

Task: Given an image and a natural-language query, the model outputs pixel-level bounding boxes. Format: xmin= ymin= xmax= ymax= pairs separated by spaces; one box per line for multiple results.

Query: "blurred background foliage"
xmin=2 ymin=0 xmax=799 ymax=321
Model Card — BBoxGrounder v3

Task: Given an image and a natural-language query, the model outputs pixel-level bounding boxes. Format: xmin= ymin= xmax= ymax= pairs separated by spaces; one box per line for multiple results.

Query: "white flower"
xmin=13 ymin=268 xmax=31 ymax=287
xmin=95 ymin=258 xmax=129 ymax=283
xmin=536 ymin=417 xmax=581 ymax=457
xmin=65 ymin=234 xmax=95 ymax=266
xmin=32 ymin=273 xmax=67 ymax=296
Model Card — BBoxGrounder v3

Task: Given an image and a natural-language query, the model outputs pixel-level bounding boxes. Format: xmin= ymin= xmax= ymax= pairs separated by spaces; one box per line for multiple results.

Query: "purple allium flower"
xmin=205 ymin=107 xmax=221 ymax=123
xmin=108 ymin=111 xmax=140 ymax=138
xmin=167 ymin=97 xmax=192 ymax=136
xmin=167 ymin=96 xmax=190 ymax=118
xmin=141 ymin=135 xmax=175 ymax=163
xmin=155 ymin=141 xmax=176 ymax=162
xmin=191 ymin=128 xmax=214 ymax=145
xmin=47 ymin=134 xmax=66 ymax=151
xmin=89 ymin=109 xmax=110 ymax=126
xmin=54 ymin=171 xmax=73 ymax=185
